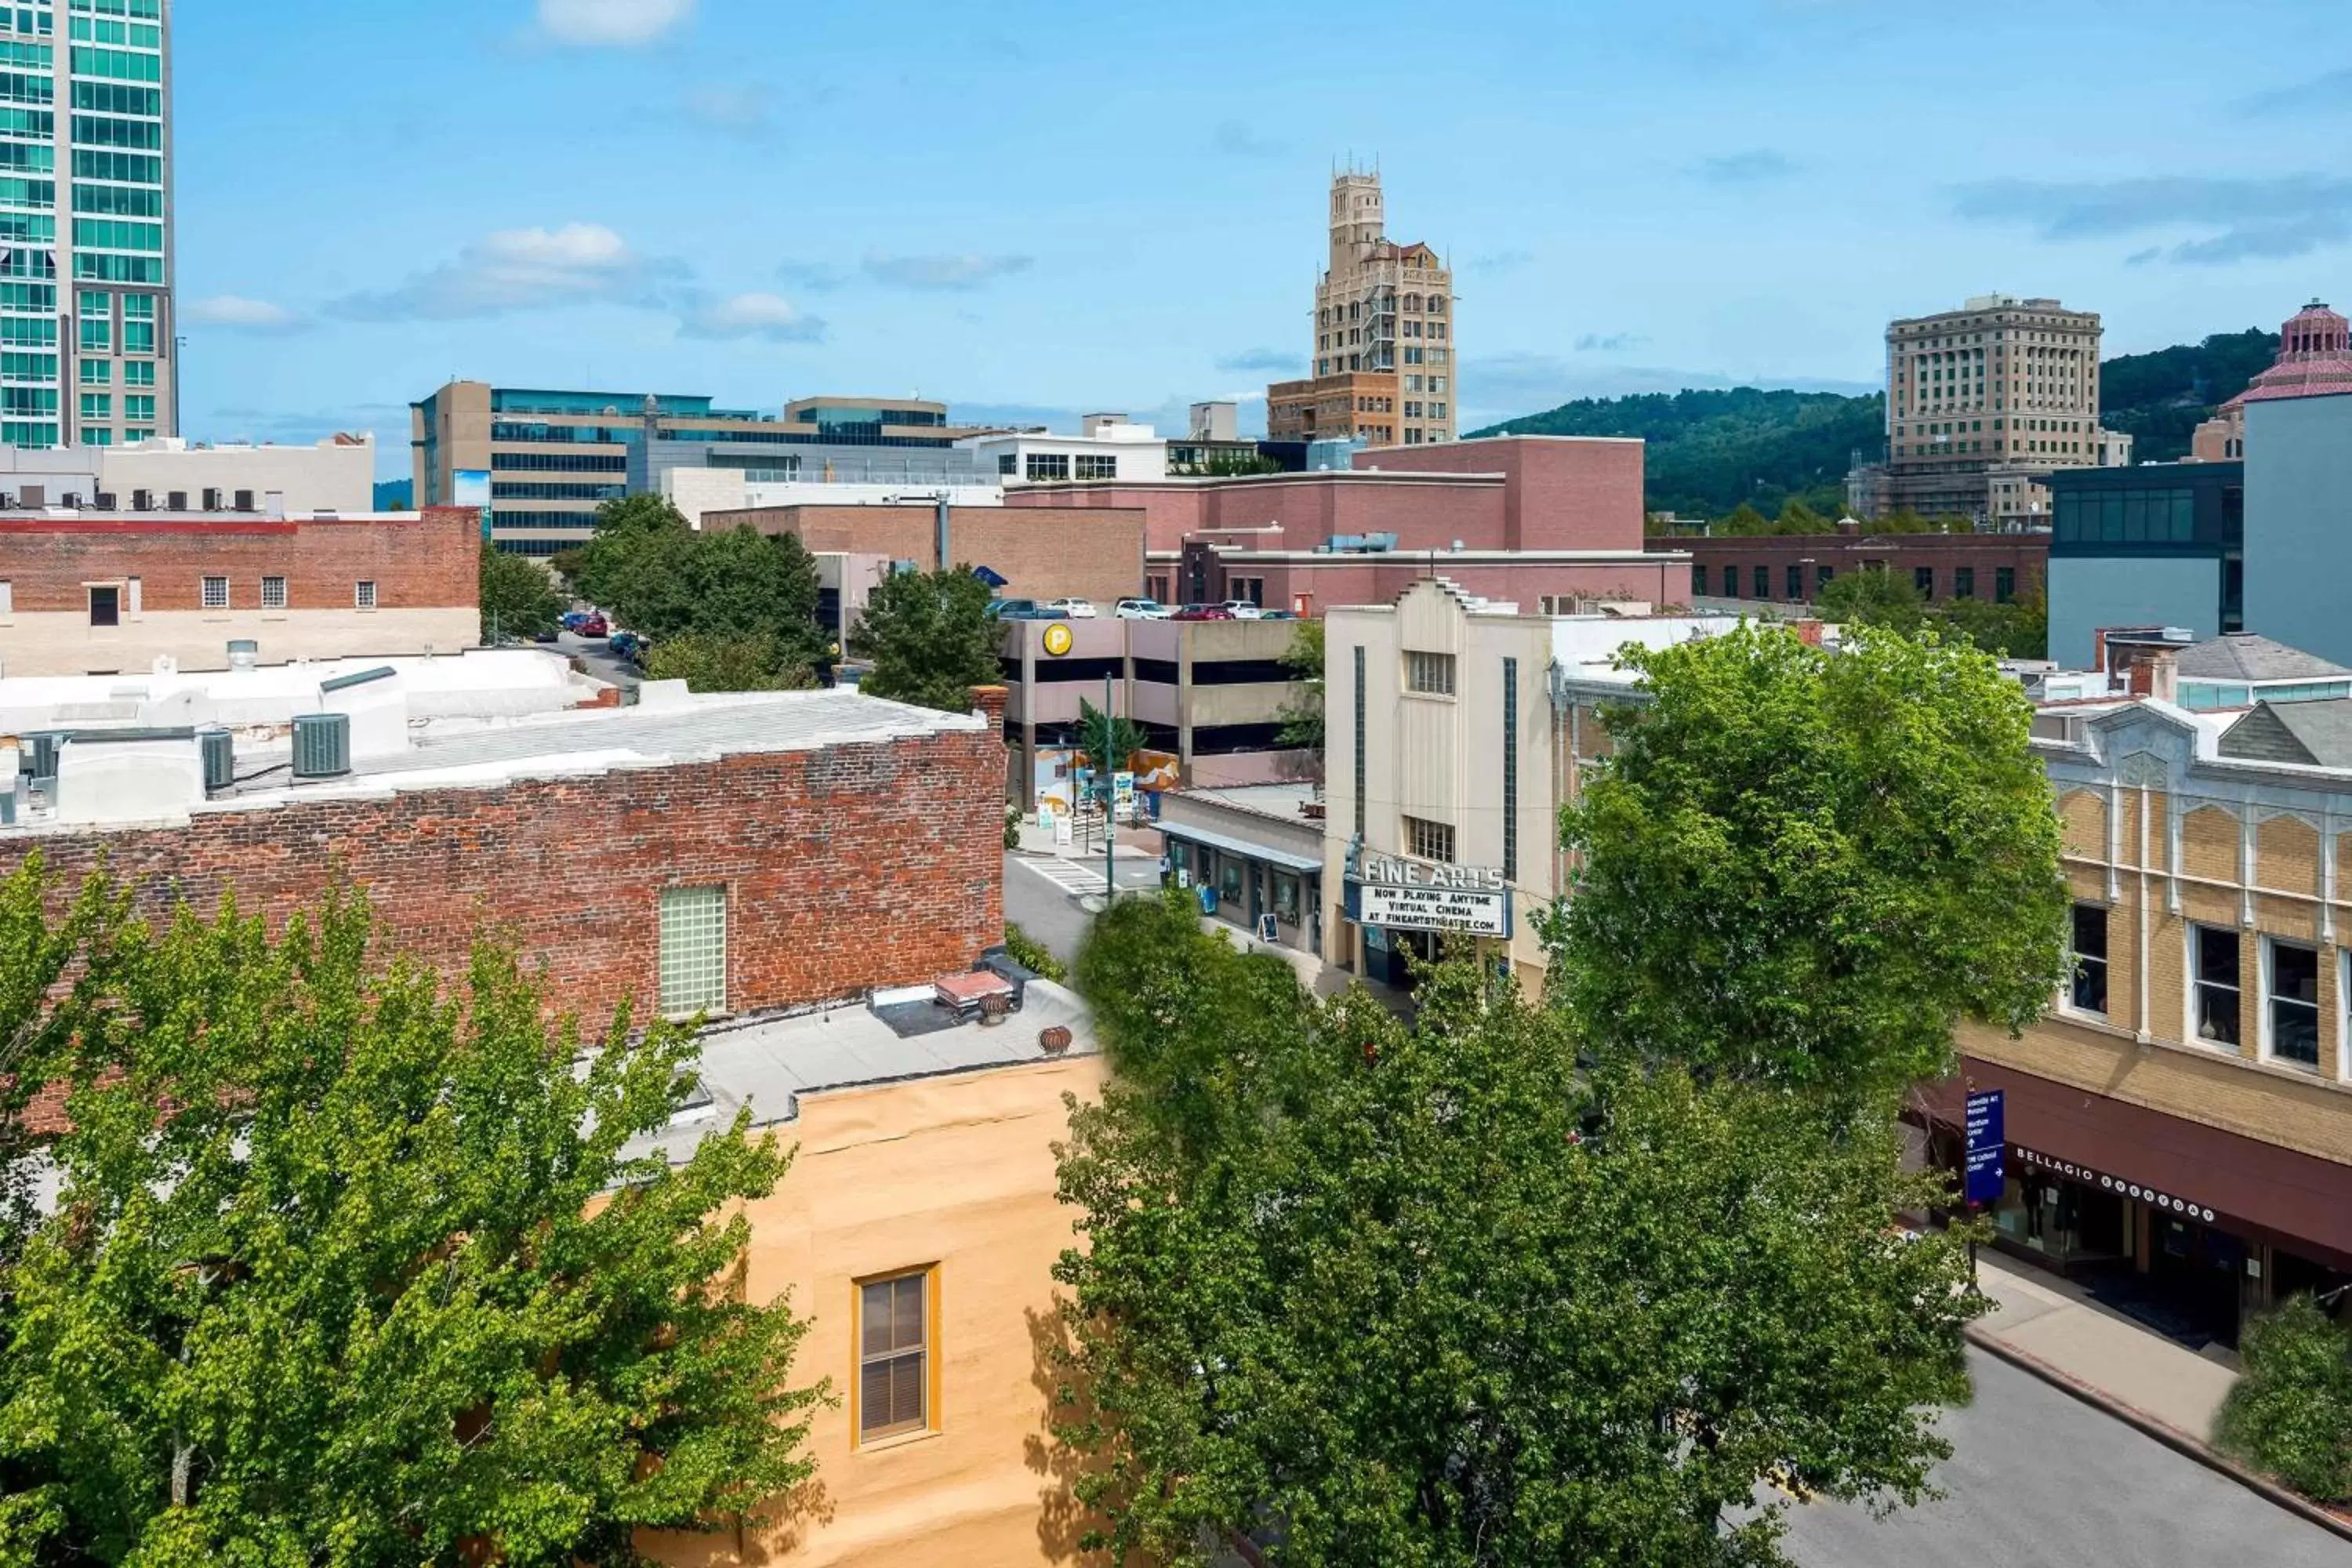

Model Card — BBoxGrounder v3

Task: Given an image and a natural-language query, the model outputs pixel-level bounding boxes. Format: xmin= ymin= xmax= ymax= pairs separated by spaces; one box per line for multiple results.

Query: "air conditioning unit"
xmin=198 ymin=728 xmax=234 ymax=794
xmin=92 ymin=492 xmax=116 ymax=510
xmin=132 ymin=488 xmax=154 ymax=510
xmin=290 ymin=712 xmax=350 ymax=780
xmin=233 ymin=489 xmax=256 ymax=512
xmin=201 ymin=487 xmax=223 ymax=510
xmin=226 ymin=639 xmax=259 ymax=670
xmin=19 ymin=731 xmax=60 ymax=784
xmin=167 ymin=489 xmax=187 ymax=510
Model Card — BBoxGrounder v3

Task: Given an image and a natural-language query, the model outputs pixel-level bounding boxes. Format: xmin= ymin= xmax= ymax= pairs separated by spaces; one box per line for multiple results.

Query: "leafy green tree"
xmin=0 ymin=889 xmax=824 ymax=1566
xmin=849 ymin=567 xmax=1001 ymax=713
xmin=1077 ymin=696 xmax=1147 ymax=780
xmin=1001 ymin=922 xmax=1067 ymax=983
xmin=2216 ymin=1295 xmax=2352 ymax=1501
xmin=1552 ymin=622 xmax=2068 ymax=1096
xmin=1051 ymin=899 xmax=1983 ymax=1566
xmin=1817 ymin=568 xmax=1930 ymax=636
xmin=1773 ymin=496 xmax=1824 ymax=533
xmin=1936 ymin=590 xmax=2048 ymax=660
xmin=1863 ymin=509 xmax=1938 ymax=536
xmin=1717 ymin=500 xmax=1773 ymax=535
xmin=1274 ymin=618 xmax=1326 ymax=753
xmin=644 ymin=631 xmax=815 ymax=693
xmin=477 ymin=543 xmax=564 ymax=644
xmin=570 ymin=495 xmax=696 ymax=632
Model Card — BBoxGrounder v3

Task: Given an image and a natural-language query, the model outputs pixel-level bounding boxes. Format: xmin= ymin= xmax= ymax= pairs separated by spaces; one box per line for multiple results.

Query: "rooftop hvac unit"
xmin=132 ymin=488 xmax=154 ymax=510
xmin=167 ymin=489 xmax=187 ymax=510
xmin=202 ymin=487 xmax=223 ymax=511
xmin=234 ymin=489 xmax=255 ymax=512
xmin=92 ymin=492 xmax=115 ymax=510
xmin=198 ymin=728 xmax=234 ymax=794
xmin=19 ymin=731 xmax=60 ymax=784
xmin=227 ymin=639 xmax=260 ymax=670
xmin=290 ymin=713 xmax=350 ymax=780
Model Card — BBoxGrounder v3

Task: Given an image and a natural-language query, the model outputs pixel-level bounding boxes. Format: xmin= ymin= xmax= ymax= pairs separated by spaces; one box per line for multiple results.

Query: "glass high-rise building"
xmin=0 ymin=0 xmax=172 ymax=450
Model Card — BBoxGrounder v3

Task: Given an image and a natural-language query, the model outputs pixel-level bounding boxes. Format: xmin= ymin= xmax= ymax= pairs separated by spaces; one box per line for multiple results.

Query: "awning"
xmin=1158 ymin=818 xmax=1324 ymax=874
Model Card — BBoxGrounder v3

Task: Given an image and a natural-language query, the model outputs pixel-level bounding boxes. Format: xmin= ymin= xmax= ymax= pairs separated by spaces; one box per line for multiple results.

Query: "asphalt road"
xmin=1782 ymin=1349 xmax=2350 ymax=1567
xmin=1003 ymin=849 xmax=1161 ymax=967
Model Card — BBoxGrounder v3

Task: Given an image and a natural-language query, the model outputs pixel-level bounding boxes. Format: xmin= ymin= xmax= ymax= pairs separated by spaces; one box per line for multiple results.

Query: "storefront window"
xmin=1274 ymin=873 xmax=1301 ymax=925
xmin=1219 ymin=858 xmax=1245 ymax=906
xmin=1990 ymin=1171 xmax=2126 ymax=1265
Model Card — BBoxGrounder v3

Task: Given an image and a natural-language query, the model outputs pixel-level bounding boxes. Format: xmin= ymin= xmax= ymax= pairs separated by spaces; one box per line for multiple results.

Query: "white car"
xmin=1114 ymin=598 xmax=1171 ymax=619
xmin=1046 ymin=597 xmax=1099 ymax=619
xmin=1220 ymin=600 xmax=1267 ymax=621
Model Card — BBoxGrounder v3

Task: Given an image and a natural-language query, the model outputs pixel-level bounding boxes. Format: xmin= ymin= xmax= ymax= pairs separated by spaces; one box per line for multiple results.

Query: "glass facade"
xmin=0 ymin=0 xmax=165 ymax=448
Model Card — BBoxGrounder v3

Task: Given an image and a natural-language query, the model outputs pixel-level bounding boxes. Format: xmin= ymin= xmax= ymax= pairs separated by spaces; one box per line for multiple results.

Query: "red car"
xmin=578 ymin=612 xmax=609 ymax=637
xmin=1170 ymin=603 xmax=1236 ymax=621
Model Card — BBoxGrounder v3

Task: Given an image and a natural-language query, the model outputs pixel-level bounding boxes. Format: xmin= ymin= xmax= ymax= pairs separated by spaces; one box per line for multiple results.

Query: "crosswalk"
xmin=1013 ymin=853 xmax=1160 ymax=900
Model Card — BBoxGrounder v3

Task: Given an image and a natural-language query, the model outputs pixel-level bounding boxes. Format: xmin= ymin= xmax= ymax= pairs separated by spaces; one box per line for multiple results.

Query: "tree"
xmin=477 ymin=543 xmax=564 ymax=644
xmin=678 ymin=527 xmax=826 ymax=680
xmin=2215 ymin=1295 xmax=2352 ymax=1501
xmin=1817 ymin=568 xmax=1929 ymax=636
xmin=1051 ymin=898 xmax=1983 ymax=1566
xmin=1275 ymin=618 xmax=1326 ymax=753
xmin=1552 ymin=622 xmax=2069 ymax=1096
xmin=1076 ymin=696 xmax=1147 ymax=780
xmin=0 ymin=887 xmax=824 ymax=1565
xmin=1772 ymin=496 xmax=1824 ymax=534
xmin=644 ymin=631 xmax=815 ymax=693
xmin=1718 ymin=500 xmax=1772 ymax=535
xmin=570 ymin=495 xmax=696 ymax=632
xmin=1936 ymin=589 xmax=2048 ymax=661
xmin=849 ymin=568 xmax=1000 ymax=713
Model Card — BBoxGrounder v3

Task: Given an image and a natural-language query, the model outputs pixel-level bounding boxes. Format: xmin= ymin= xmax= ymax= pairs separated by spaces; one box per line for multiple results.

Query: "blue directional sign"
xmin=1963 ymin=1089 xmax=2006 ymax=1207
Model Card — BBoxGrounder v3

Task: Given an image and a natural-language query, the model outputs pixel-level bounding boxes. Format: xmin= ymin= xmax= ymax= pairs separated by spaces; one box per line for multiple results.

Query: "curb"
xmin=1964 ymin=1326 xmax=2352 ymax=1544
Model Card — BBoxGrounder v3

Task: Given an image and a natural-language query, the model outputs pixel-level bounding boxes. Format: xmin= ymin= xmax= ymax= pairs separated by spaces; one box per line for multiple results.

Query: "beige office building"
xmin=1279 ymin=169 xmax=1455 ymax=448
xmin=1882 ymin=295 xmax=2129 ymax=521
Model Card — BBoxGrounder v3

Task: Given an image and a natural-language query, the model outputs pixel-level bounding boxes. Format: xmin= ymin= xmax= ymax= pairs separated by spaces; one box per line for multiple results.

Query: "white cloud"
xmin=682 ymin=81 xmax=772 ymax=134
xmin=330 ymin=223 xmax=670 ymax=321
xmin=183 ymin=295 xmax=309 ymax=334
xmin=678 ymin=291 xmax=825 ymax=343
xmin=862 ymin=252 xmax=1033 ymax=291
xmin=537 ymin=0 xmax=694 ymax=46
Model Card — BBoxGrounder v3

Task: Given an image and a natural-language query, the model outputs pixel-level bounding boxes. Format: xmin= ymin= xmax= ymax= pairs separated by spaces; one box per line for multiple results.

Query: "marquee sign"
xmin=1349 ymin=853 xmax=1512 ymax=937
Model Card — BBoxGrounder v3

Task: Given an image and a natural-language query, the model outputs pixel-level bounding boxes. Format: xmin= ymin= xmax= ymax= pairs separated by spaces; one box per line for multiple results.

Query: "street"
xmin=1782 ymin=1350 xmax=2349 ymax=1567
xmin=1003 ymin=848 xmax=1162 ymax=967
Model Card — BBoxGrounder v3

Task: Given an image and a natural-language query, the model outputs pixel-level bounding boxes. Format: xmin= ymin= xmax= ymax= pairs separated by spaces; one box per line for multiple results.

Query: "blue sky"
xmin=177 ymin=0 xmax=2352 ymax=476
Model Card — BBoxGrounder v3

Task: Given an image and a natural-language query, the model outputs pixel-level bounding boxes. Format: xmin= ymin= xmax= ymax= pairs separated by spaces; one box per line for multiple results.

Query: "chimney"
xmin=2146 ymin=648 xmax=2179 ymax=705
xmin=969 ymin=684 xmax=1008 ymax=731
xmin=2092 ymin=628 xmax=2110 ymax=677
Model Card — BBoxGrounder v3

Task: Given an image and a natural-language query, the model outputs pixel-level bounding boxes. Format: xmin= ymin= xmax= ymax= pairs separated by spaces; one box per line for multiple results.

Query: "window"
xmin=658 ymin=885 xmax=728 ymax=1018
xmin=200 ymin=575 xmax=227 ymax=609
xmin=122 ymin=358 xmax=153 ymax=387
xmin=1817 ymin=565 xmax=1834 ymax=588
xmin=260 ymin=575 xmax=286 ymax=610
xmin=1073 ymin=454 xmax=1116 ymax=481
xmin=1954 ymin=567 xmax=1976 ymax=600
xmin=1501 ymin=657 xmax=1519 ymax=882
xmin=1913 ymin=565 xmax=1935 ymax=597
xmin=87 ymin=582 xmax=118 ymax=626
xmin=78 ymin=357 xmax=107 ymax=385
xmin=2191 ymin=925 xmax=2240 ymax=1047
xmin=996 ymin=452 xmax=1015 ymax=476
xmin=78 ymin=390 xmax=107 ymax=420
xmin=857 ymin=1269 xmax=933 ymax=1443
xmin=122 ymin=393 xmax=151 ymax=423
xmin=1404 ymin=815 xmax=1457 ymax=864
xmin=1786 ymin=563 xmax=1804 ymax=600
xmin=2266 ymin=939 xmax=2320 ymax=1067
xmin=353 ymin=579 xmax=377 ymax=610
xmin=1406 ymin=650 xmax=1456 ymax=695
xmin=1752 ymin=564 xmax=1769 ymax=599
xmin=1692 ymin=564 xmax=1707 ymax=596
xmin=1023 ymin=452 xmax=1069 ymax=481
xmin=1995 ymin=566 xmax=2016 ymax=604
xmin=2068 ymin=904 xmax=2108 ymax=1015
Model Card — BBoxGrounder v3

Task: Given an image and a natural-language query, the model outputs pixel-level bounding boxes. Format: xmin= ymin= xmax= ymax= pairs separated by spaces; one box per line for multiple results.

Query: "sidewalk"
xmin=1969 ymin=1250 xmax=2238 ymax=1440
xmin=1965 ymin=1250 xmax=2352 ymax=1541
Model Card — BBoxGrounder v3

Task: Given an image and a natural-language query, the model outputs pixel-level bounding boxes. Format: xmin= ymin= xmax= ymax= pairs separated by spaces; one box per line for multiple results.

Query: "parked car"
xmin=532 ymin=626 xmax=561 ymax=643
xmin=985 ymin=598 xmax=1069 ymax=620
xmin=560 ymin=611 xmax=592 ymax=631
xmin=1171 ymin=603 xmax=1236 ymax=621
xmin=1114 ymin=598 xmax=1171 ymax=619
xmin=1219 ymin=600 xmax=1267 ymax=621
xmin=1045 ymin=597 xmax=1099 ymax=619
xmin=606 ymin=630 xmax=644 ymax=662
xmin=576 ymin=612 xmax=609 ymax=637
xmin=1257 ymin=608 xmax=1298 ymax=620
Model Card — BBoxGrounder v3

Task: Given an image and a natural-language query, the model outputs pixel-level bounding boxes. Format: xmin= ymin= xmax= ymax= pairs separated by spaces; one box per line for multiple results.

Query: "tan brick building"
xmin=1937 ymin=684 xmax=2352 ymax=1345
xmin=709 ymin=502 xmax=1145 ymax=617
xmin=1270 ymin=169 xmax=1456 ymax=448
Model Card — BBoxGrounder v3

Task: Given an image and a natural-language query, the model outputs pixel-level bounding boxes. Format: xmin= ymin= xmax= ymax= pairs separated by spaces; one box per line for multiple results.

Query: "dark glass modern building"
xmin=2045 ymin=461 xmax=2242 ymax=668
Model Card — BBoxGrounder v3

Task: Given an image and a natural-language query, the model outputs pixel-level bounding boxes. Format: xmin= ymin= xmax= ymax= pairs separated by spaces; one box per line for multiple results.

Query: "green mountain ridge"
xmin=1471 ymin=327 xmax=2283 ymax=520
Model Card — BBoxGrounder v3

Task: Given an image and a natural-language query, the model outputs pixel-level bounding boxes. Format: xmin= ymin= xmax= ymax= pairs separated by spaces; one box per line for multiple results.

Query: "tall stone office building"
xmin=0 ymin=0 xmax=173 ymax=448
xmin=1872 ymin=294 xmax=2128 ymax=526
xmin=1268 ymin=169 xmax=1455 ymax=449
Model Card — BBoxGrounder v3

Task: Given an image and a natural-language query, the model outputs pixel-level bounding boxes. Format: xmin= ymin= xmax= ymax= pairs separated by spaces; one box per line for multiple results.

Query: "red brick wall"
xmin=1687 ymin=532 xmax=2049 ymax=604
xmin=1356 ymin=437 xmax=1646 ymax=551
xmin=9 ymin=728 xmax=1005 ymax=1024
xmin=714 ymin=504 xmax=1145 ymax=608
xmin=0 ymin=506 xmax=480 ymax=612
xmin=1007 ymin=477 xmax=1509 ymax=556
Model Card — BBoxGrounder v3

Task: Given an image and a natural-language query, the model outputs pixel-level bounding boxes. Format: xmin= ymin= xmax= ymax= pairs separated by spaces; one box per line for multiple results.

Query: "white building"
xmin=0 ymin=434 xmax=376 ymax=516
xmin=661 ymin=466 xmax=1003 ymax=531
xmin=964 ymin=413 xmax=1170 ymax=486
xmin=1322 ymin=579 xmax=1748 ymax=993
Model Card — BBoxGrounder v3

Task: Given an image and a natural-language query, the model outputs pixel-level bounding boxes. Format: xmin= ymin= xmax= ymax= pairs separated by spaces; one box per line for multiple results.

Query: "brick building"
xmin=1686 ymin=530 xmax=2049 ymax=607
xmin=0 ymin=506 xmax=480 ymax=677
xmin=707 ymin=502 xmax=1145 ymax=615
xmin=3 ymin=684 xmax=1004 ymax=1026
